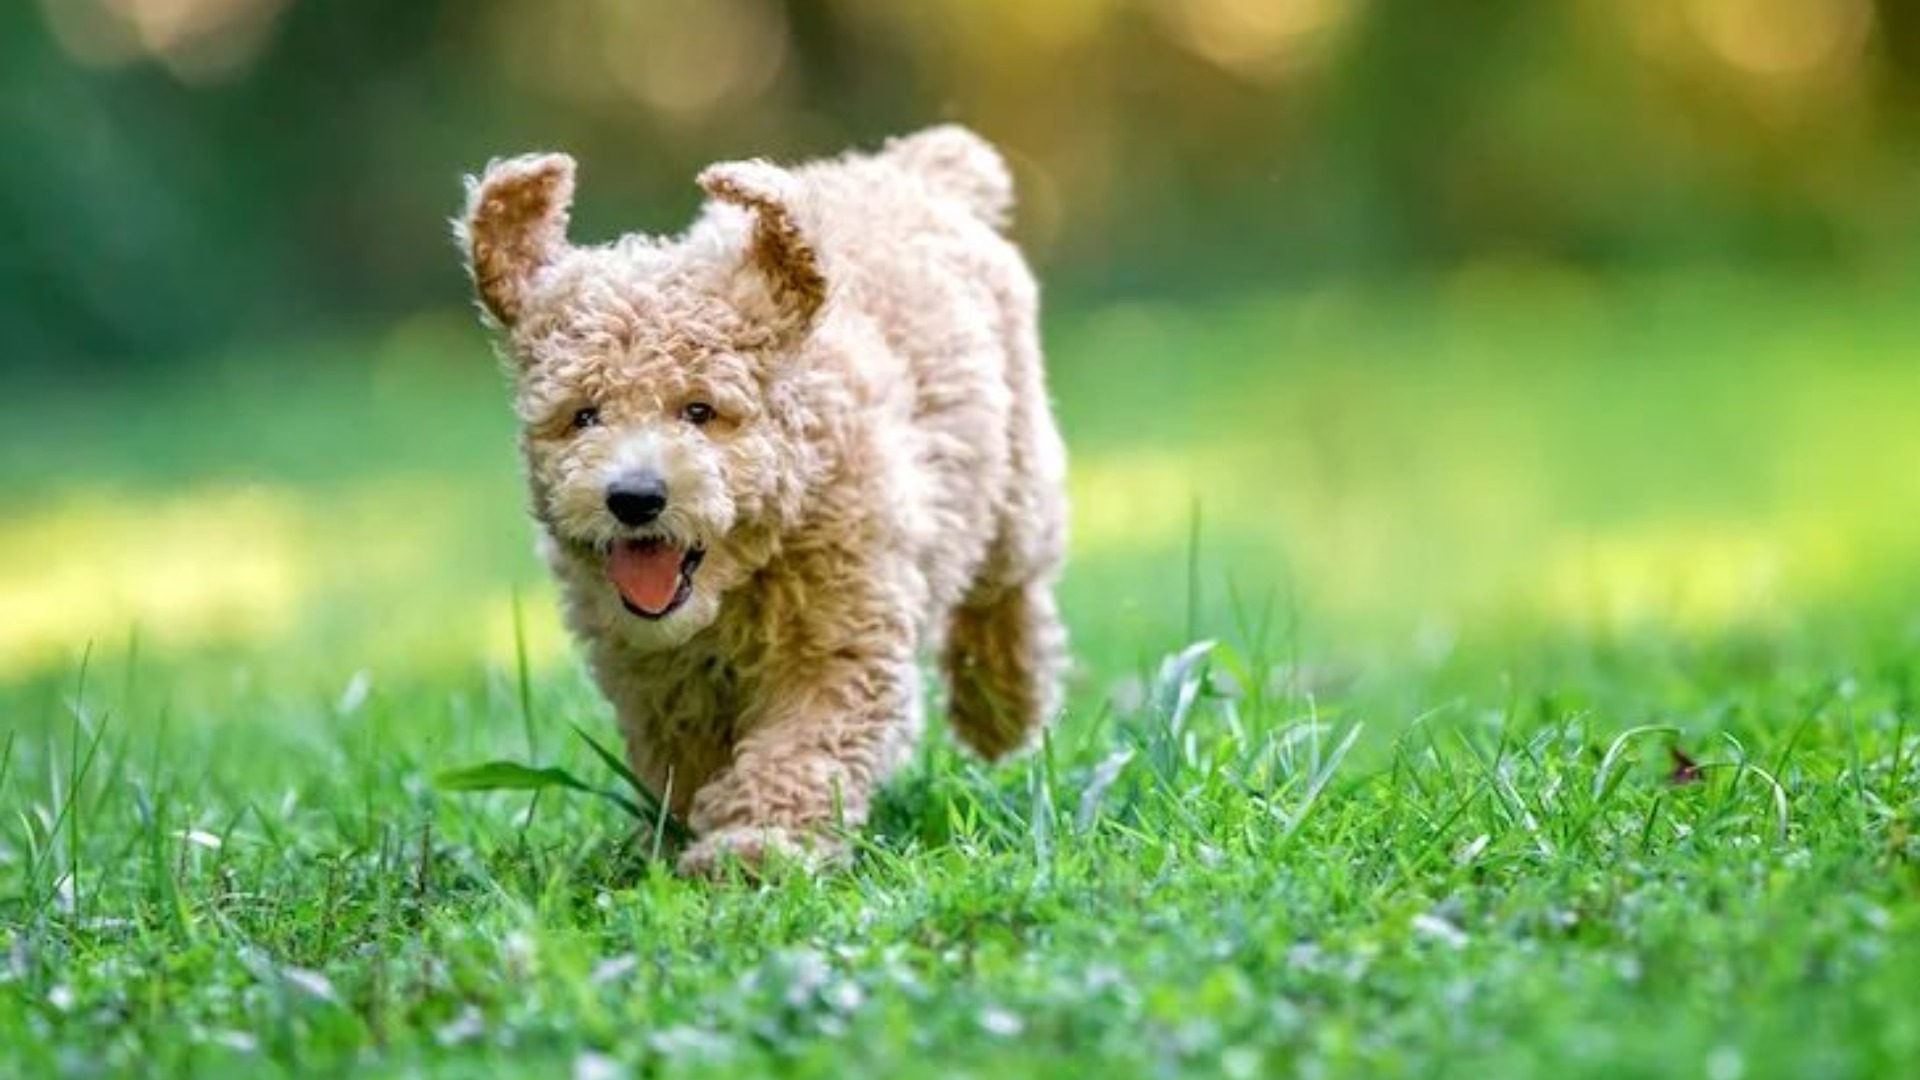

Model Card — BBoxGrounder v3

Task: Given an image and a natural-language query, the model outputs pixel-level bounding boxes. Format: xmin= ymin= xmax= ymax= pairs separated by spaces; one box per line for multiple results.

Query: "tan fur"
xmin=456 ymin=125 xmax=1069 ymax=876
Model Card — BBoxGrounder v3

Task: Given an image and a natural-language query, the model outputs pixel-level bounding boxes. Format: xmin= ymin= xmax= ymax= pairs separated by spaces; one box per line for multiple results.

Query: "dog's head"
xmin=455 ymin=153 xmax=825 ymax=649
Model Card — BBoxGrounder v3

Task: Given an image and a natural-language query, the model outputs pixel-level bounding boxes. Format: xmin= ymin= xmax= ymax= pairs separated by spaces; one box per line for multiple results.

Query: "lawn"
xmin=3 ymin=271 xmax=1919 ymax=1078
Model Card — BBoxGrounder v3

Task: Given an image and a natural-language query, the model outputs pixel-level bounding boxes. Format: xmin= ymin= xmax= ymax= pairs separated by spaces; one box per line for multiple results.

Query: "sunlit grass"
xmin=0 ymin=478 xmax=553 ymax=680
xmin=0 ymin=487 xmax=303 ymax=670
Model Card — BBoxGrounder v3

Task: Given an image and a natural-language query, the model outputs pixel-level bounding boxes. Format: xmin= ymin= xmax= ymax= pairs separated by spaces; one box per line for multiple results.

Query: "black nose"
xmin=606 ymin=473 xmax=668 ymax=526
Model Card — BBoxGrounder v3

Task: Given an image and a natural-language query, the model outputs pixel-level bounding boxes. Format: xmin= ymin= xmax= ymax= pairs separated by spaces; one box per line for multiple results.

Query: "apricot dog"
xmin=457 ymin=125 xmax=1067 ymax=875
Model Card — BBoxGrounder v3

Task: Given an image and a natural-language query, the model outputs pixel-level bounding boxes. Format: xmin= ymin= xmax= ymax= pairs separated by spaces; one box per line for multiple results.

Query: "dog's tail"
xmin=883 ymin=125 xmax=1015 ymax=232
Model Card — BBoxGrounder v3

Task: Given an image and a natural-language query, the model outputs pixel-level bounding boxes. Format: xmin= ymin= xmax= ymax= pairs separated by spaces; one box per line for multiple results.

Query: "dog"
xmin=456 ymin=125 xmax=1068 ymax=875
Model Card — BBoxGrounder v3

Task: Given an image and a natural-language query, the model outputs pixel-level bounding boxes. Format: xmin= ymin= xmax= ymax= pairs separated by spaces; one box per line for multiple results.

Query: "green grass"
xmin=4 ymin=272 xmax=1920 ymax=1078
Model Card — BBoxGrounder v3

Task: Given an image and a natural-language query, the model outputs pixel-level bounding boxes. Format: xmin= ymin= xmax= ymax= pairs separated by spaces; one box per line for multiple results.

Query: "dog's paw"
xmin=676 ymin=826 xmax=818 ymax=881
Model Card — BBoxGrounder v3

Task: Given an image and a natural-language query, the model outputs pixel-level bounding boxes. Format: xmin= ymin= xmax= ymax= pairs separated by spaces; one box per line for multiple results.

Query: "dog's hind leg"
xmin=943 ymin=575 xmax=1067 ymax=759
xmin=942 ymin=278 xmax=1070 ymax=760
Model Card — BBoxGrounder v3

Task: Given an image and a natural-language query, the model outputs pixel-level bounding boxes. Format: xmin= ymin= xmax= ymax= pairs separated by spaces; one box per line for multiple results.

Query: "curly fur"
xmin=455 ymin=126 xmax=1069 ymax=876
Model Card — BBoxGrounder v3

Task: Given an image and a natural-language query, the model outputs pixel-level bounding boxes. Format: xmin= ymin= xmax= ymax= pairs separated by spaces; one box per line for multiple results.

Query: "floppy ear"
xmin=697 ymin=159 xmax=826 ymax=332
xmin=457 ymin=153 xmax=577 ymax=327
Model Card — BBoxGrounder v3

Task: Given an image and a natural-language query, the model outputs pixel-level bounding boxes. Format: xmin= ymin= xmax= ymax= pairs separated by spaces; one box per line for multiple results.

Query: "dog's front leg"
xmin=677 ymin=609 xmax=916 ymax=878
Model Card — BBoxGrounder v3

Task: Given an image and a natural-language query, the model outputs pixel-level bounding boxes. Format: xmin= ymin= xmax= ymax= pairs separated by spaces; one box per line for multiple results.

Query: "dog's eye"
xmin=570 ymin=407 xmax=601 ymax=431
xmin=682 ymin=402 xmax=716 ymax=427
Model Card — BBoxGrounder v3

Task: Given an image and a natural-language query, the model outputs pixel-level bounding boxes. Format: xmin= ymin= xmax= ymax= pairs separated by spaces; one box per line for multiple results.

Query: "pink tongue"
xmin=608 ymin=541 xmax=684 ymax=615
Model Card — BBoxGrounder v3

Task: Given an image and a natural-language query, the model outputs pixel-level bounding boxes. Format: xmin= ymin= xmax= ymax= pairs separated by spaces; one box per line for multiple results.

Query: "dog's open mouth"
xmin=607 ymin=539 xmax=704 ymax=620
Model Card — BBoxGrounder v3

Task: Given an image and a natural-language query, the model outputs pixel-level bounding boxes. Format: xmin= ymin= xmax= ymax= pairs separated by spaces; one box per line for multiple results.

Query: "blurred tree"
xmin=4 ymin=0 xmax=1918 ymax=376
xmin=1877 ymin=0 xmax=1920 ymax=134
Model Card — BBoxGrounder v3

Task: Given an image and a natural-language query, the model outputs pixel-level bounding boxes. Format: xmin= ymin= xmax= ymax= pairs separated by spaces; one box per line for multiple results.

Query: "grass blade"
xmin=435 ymin=761 xmax=596 ymax=795
xmin=571 ymin=724 xmax=692 ymax=844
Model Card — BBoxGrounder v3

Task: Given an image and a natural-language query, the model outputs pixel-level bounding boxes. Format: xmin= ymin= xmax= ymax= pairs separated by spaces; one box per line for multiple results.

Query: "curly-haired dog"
xmin=456 ymin=126 xmax=1068 ymax=875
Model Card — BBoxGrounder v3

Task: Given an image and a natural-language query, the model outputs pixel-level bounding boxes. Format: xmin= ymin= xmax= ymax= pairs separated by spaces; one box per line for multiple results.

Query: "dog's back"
xmin=780 ymin=126 xmax=1069 ymax=759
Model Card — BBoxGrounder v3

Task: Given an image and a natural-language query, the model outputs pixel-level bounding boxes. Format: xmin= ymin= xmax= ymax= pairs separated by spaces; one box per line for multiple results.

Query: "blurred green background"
xmin=4 ymin=0 xmax=1920 ymax=689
